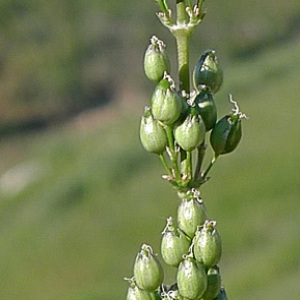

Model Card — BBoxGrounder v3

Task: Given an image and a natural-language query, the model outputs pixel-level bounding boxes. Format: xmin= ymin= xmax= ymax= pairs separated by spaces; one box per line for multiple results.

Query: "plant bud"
xmin=177 ymin=196 xmax=207 ymax=239
xmin=126 ymin=279 xmax=156 ymax=300
xmin=193 ymin=50 xmax=223 ymax=94
xmin=177 ymin=256 xmax=207 ymax=299
xmin=193 ymin=221 xmax=222 ymax=268
xmin=161 ymin=217 xmax=191 ymax=267
xmin=140 ymin=108 xmax=167 ymax=154
xmin=133 ymin=244 xmax=164 ymax=292
xmin=201 ymin=267 xmax=221 ymax=300
xmin=151 ymin=78 xmax=183 ymax=125
xmin=194 ymin=91 xmax=217 ymax=131
xmin=174 ymin=114 xmax=205 ymax=151
xmin=210 ymin=114 xmax=242 ymax=155
xmin=144 ymin=36 xmax=171 ymax=82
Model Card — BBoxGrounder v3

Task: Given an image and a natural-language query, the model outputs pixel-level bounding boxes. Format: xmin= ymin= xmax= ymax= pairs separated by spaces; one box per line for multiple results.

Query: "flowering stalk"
xmin=126 ymin=1 xmax=247 ymax=299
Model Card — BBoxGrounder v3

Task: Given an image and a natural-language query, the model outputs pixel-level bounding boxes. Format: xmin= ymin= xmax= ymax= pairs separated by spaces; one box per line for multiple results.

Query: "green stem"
xmin=194 ymin=141 xmax=206 ymax=180
xmin=174 ymin=1 xmax=190 ymax=93
xmin=185 ymin=150 xmax=192 ymax=179
xmin=165 ymin=125 xmax=181 ymax=180
xmin=202 ymin=154 xmax=219 ymax=180
xmin=159 ymin=154 xmax=172 ymax=177
xmin=176 ymin=34 xmax=190 ymax=93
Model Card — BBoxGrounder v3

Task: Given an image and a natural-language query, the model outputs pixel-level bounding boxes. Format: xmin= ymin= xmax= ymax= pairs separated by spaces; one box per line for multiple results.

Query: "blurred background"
xmin=0 ymin=0 xmax=299 ymax=299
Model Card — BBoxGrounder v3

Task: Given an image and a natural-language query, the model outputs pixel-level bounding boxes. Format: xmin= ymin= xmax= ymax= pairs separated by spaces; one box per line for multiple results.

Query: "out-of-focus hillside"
xmin=0 ymin=0 xmax=300 ymax=133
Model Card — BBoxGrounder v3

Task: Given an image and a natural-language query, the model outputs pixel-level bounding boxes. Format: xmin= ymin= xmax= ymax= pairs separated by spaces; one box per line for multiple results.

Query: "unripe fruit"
xmin=193 ymin=220 xmax=222 ymax=268
xmin=177 ymin=256 xmax=207 ymax=299
xmin=174 ymin=114 xmax=205 ymax=151
xmin=151 ymin=78 xmax=183 ymax=125
xmin=193 ymin=50 xmax=223 ymax=94
xmin=194 ymin=91 xmax=217 ymax=131
xmin=201 ymin=266 xmax=221 ymax=300
xmin=161 ymin=217 xmax=191 ymax=267
xmin=126 ymin=279 xmax=156 ymax=300
xmin=210 ymin=114 xmax=242 ymax=155
xmin=177 ymin=197 xmax=207 ymax=239
xmin=144 ymin=36 xmax=170 ymax=82
xmin=133 ymin=244 xmax=164 ymax=292
xmin=140 ymin=108 xmax=167 ymax=154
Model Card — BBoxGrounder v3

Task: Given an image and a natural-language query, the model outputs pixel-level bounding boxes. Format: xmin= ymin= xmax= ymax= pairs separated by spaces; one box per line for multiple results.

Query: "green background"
xmin=0 ymin=0 xmax=299 ymax=299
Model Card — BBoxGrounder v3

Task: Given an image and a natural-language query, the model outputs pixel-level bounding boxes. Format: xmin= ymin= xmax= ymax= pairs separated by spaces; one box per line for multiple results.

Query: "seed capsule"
xmin=161 ymin=217 xmax=191 ymax=267
xmin=193 ymin=50 xmax=223 ymax=94
xmin=177 ymin=256 xmax=207 ymax=299
xmin=210 ymin=114 xmax=242 ymax=155
xmin=177 ymin=196 xmax=207 ymax=239
xmin=194 ymin=91 xmax=217 ymax=131
xmin=144 ymin=36 xmax=171 ymax=82
xmin=151 ymin=78 xmax=183 ymax=125
xmin=174 ymin=114 xmax=205 ymax=151
xmin=126 ymin=278 xmax=156 ymax=300
xmin=193 ymin=221 xmax=222 ymax=269
xmin=133 ymin=244 xmax=164 ymax=292
xmin=201 ymin=266 xmax=221 ymax=300
xmin=140 ymin=108 xmax=167 ymax=154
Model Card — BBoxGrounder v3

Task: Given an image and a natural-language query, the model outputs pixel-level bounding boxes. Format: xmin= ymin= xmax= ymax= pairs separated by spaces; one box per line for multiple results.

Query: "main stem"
xmin=174 ymin=1 xmax=190 ymax=93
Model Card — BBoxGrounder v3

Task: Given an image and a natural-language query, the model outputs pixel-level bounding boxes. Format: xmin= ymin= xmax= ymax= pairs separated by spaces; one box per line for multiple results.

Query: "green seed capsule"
xmin=140 ymin=108 xmax=167 ymax=154
xmin=210 ymin=114 xmax=242 ymax=155
xmin=133 ymin=244 xmax=164 ymax=292
xmin=177 ymin=196 xmax=207 ymax=239
xmin=174 ymin=114 xmax=205 ymax=151
xmin=194 ymin=91 xmax=217 ymax=131
xmin=201 ymin=267 xmax=221 ymax=300
xmin=161 ymin=217 xmax=191 ymax=267
xmin=193 ymin=221 xmax=222 ymax=269
xmin=177 ymin=256 xmax=207 ymax=300
xmin=193 ymin=50 xmax=223 ymax=94
xmin=151 ymin=78 xmax=183 ymax=125
xmin=126 ymin=279 xmax=156 ymax=300
xmin=144 ymin=36 xmax=171 ymax=82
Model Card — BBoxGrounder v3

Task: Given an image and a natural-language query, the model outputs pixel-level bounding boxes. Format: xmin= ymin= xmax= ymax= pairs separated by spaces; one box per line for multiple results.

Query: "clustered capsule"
xmin=127 ymin=26 xmax=246 ymax=298
xmin=139 ymin=36 xmax=245 ymax=191
xmin=126 ymin=190 xmax=226 ymax=300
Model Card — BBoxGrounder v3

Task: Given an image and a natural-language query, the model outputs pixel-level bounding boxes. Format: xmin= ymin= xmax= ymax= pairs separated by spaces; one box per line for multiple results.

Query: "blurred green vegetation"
xmin=1 ymin=0 xmax=300 ymax=129
xmin=0 ymin=0 xmax=300 ymax=299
